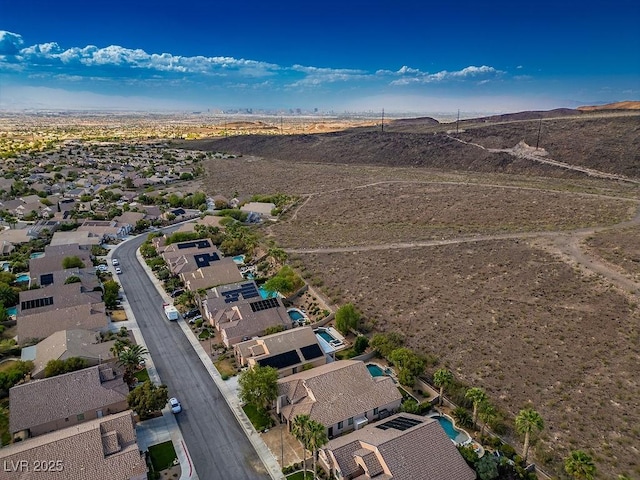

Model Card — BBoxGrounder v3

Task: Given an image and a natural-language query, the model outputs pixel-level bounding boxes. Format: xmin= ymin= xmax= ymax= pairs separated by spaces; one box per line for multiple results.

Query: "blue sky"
xmin=1 ymin=0 xmax=638 ymax=114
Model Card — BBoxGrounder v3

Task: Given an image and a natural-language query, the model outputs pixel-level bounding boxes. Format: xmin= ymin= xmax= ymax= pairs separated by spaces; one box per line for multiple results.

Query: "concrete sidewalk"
xmin=132 ymin=244 xmax=285 ymax=480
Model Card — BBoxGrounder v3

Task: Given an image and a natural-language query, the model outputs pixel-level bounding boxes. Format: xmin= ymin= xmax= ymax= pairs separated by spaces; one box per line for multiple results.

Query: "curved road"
xmin=115 ymin=235 xmax=269 ymax=480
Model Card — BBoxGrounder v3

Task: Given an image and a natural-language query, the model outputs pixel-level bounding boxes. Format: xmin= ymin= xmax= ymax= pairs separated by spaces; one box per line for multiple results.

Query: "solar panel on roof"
xmin=177 ymin=239 xmax=212 ymax=250
xmin=21 ymin=296 xmax=54 ymax=311
xmin=249 ymin=297 xmax=280 ymax=312
xmin=222 ymin=282 xmax=259 ymax=303
xmin=257 ymin=350 xmax=300 ymax=369
xmin=375 ymin=416 xmax=423 ymax=432
xmin=40 ymin=273 xmax=54 ymax=286
xmin=194 ymin=252 xmax=221 ymax=268
xmin=300 ymin=344 xmax=323 ymax=360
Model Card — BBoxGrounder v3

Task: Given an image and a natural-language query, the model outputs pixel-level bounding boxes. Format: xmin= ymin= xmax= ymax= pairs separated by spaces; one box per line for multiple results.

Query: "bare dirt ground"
xmin=195 ymin=114 xmax=640 ymax=478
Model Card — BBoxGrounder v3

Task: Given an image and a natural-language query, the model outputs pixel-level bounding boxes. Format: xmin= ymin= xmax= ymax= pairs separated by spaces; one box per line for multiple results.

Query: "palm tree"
xmin=564 ymin=450 xmax=596 ymax=480
xmin=110 ymin=338 xmax=129 ymax=357
xmin=478 ymin=401 xmax=497 ymax=440
xmin=433 ymin=368 xmax=454 ymax=406
xmin=291 ymin=414 xmax=311 ymax=477
xmin=117 ymin=344 xmax=149 ymax=384
xmin=515 ymin=408 xmax=544 ymax=464
xmin=465 ymin=387 xmax=488 ymax=429
xmin=307 ymin=420 xmax=328 ymax=479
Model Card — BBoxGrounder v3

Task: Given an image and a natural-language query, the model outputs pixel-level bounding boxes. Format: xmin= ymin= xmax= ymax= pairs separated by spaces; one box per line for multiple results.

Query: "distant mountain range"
xmin=578 ymin=100 xmax=640 ymax=111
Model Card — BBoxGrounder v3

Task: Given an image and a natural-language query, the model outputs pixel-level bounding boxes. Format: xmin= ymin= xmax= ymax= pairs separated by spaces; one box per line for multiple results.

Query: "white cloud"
xmin=0 ymin=31 xmax=24 ymax=55
xmin=380 ymin=64 xmax=502 ymax=85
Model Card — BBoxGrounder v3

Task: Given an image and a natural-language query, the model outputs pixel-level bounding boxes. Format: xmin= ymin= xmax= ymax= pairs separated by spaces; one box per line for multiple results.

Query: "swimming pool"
xmin=6 ymin=306 xmax=17 ymax=317
xmin=367 ymin=364 xmax=385 ymax=377
xmin=430 ymin=414 xmax=471 ymax=444
xmin=15 ymin=274 xmax=30 ymax=283
xmin=314 ymin=327 xmax=344 ymax=346
xmin=259 ymin=286 xmax=278 ymax=299
xmin=29 ymin=252 xmax=45 ymax=259
xmin=287 ymin=308 xmax=307 ymax=323
xmin=232 ymin=255 xmax=245 ymax=265
xmin=317 ymin=331 xmax=334 ymax=343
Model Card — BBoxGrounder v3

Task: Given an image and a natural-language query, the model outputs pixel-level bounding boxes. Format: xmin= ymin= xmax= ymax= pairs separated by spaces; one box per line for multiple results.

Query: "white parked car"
xmin=115 ymin=266 xmax=123 ymax=275
xmin=169 ymin=397 xmax=182 ymax=414
xmin=112 ymin=258 xmax=120 ymax=266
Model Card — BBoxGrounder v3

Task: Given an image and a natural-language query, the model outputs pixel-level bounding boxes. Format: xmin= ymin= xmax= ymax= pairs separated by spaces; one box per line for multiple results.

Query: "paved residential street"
xmin=115 ymin=234 xmax=270 ymax=480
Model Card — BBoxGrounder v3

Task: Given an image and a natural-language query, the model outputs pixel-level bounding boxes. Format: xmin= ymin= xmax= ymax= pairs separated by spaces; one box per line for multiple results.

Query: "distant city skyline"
xmin=1 ymin=0 xmax=638 ymax=114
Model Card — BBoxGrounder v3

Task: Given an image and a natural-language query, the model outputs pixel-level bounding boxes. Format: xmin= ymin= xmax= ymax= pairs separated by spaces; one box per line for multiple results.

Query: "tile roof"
xmin=29 ymin=329 xmax=115 ymax=379
xmin=17 ymin=302 xmax=108 ymax=344
xmin=324 ymin=413 xmax=476 ymax=480
xmin=181 ymin=260 xmax=243 ymax=291
xmin=10 ymin=364 xmax=128 ymax=434
xmin=235 ymin=326 xmax=325 ymax=372
xmin=29 ymin=244 xmax=92 ymax=277
xmin=50 ymin=230 xmax=102 ymax=247
xmin=0 ymin=411 xmax=147 ymax=480
xmin=278 ymin=360 xmax=402 ymax=427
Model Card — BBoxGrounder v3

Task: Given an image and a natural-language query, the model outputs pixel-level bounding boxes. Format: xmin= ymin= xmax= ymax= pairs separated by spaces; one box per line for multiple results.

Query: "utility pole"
xmin=381 ymin=108 xmax=384 ymax=133
xmin=280 ymin=116 xmax=283 ymax=134
xmin=456 ymin=109 xmax=460 ymax=134
xmin=535 ymin=116 xmax=542 ymax=150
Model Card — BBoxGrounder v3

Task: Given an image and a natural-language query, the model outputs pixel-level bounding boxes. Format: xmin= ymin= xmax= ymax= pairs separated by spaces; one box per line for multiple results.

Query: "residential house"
xmin=0 ymin=227 xmax=35 ymax=255
xmin=113 ymin=211 xmax=146 ymax=235
xmin=276 ymin=360 xmax=403 ymax=438
xmin=234 ymin=326 xmax=326 ymax=377
xmin=17 ymin=278 xmax=106 ymax=343
xmin=50 ymin=229 xmax=102 ymax=247
xmin=9 ymin=364 xmax=129 ymax=438
xmin=77 ymin=219 xmax=125 ymax=242
xmin=28 ymin=243 xmax=93 ymax=279
xmin=21 ymin=329 xmax=116 ymax=379
xmin=0 ymin=410 xmax=147 ymax=480
xmin=240 ymin=201 xmax=276 ymax=220
xmin=319 ymin=413 xmax=476 ymax=480
xmin=160 ymin=239 xmax=243 ymax=291
xmin=203 ymin=281 xmax=291 ymax=347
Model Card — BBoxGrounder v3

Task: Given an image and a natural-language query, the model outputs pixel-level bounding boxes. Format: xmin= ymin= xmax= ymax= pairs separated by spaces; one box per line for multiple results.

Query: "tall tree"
xmin=118 ymin=344 xmax=148 ymax=385
xmin=515 ymin=408 xmax=544 ymax=464
xmin=465 ymin=387 xmax=488 ymax=429
xmin=307 ymin=419 xmax=328 ymax=479
xmin=127 ymin=382 xmax=168 ymax=420
xmin=334 ymin=303 xmax=361 ymax=335
xmin=564 ymin=450 xmax=596 ymax=480
xmin=238 ymin=365 xmax=278 ymax=411
xmin=433 ymin=368 xmax=454 ymax=406
xmin=478 ymin=401 xmax=497 ymax=440
xmin=291 ymin=414 xmax=311 ymax=477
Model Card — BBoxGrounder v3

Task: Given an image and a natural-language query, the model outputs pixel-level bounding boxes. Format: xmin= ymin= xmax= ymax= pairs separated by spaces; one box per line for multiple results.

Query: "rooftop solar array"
xmin=177 ymin=239 xmax=211 ymax=250
xmin=257 ymin=350 xmax=300 ymax=369
xmin=21 ymin=296 xmax=54 ymax=311
xmin=300 ymin=343 xmax=323 ymax=361
xmin=249 ymin=297 xmax=280 ymax=313
xmin=194 ymin=252 xmax=221 ymax=268
xmin=375 ymin=416 xmax=423 ymax=432
xmin=222 ymin=282 xmax=260 ymax=304
xmin=40 ymin=273 xmax=54 ymax=286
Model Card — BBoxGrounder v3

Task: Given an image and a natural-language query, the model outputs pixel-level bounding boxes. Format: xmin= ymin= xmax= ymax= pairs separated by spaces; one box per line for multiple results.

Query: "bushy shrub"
xmin=452 ymin=407 xmax=473 ymax=428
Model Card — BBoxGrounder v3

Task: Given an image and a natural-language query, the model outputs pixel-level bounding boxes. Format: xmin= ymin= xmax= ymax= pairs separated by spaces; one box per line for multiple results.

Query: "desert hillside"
xmin=183 ymin=113 xmax=640 ymax=180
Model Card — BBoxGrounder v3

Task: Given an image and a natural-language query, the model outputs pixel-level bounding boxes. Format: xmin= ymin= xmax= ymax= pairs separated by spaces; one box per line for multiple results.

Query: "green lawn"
xmin=286 ymin=471 xmax=315 ymax=480
xmin=242 ymin=404 xmax=273 ymax=431
xmin=0 ymin=360 xmax=18 ymax=373
xmin=134 ymin=368 xmax=150 ymax=383
xmin=148 ymin=441 xmax=177 ymax=472
xmin=335 ymin=348 xmax=357 ymax=360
